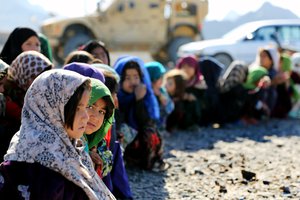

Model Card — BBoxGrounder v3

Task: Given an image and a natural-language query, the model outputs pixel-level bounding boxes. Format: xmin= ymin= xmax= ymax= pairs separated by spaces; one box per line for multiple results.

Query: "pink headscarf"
xmin=175 ymin=55 xmax=202 ymax=87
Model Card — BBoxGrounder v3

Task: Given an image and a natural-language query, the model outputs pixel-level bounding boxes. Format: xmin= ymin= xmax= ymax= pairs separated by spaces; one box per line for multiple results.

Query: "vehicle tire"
xmin=63 ymin=32 xmax=93 ymax=59
xmin=167 ymin=37 xmax=193 ymax=63
xmin=213 ymin=53 xmax=233 ymax=70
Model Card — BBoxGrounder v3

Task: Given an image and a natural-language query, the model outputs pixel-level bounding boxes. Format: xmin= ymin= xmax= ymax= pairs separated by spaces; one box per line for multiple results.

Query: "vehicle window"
xmin=278 ymin=26 xmax=300 ymax=43
xmin=129 ymin=1 xmax=135 ymax=9
xmin=175 ymin=2 xmax=197 ymax=17
xmin=118 ymin=3 xmax=124 ymax=12
xmin=149 ymin=3 xmax=159 ymax=8
xmin=253 ymin=26 xmax=276 ymax=41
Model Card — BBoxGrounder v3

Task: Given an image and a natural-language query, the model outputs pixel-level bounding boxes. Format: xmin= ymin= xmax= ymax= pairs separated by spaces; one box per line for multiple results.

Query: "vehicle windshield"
xmin=222 ymin=23 xmax=260 ymax=40
xmin=98 ymin=0 xmax=114 ymax=11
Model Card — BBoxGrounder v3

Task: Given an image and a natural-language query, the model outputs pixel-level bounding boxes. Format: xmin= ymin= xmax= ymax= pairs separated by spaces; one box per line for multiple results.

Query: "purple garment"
xmin=63 ymin=62 xmax=105 ymax=83
xmin=103 ymin=141 xmax=132 ymax=199
xmin=0 ymin=161 xmax=88 ymax=200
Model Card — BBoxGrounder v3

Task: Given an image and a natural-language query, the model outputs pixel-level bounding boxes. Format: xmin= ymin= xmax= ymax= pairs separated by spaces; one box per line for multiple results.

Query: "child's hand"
xmin=89 ymin=147 xmax=103 ymax=167
xmin=258 ymin=76 xmax=271 ymax=89
xmin=135 ymin=83 xmax=147 ymax=100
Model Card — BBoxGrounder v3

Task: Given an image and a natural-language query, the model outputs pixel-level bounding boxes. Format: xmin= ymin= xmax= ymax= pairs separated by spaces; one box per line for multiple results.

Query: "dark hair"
xmin=173 ymin=74 xmax=186 ymax=98
xmin=83 ymin=40 xmax=111 ymax=65
xmin=120 ymin=61 xmax=143 ymax=83
xmin=102 ymin=95 xmax=114 ymax=120
xmin=102 ymin=72 xmax=119 ymax=94
xmin=64 ymin=51 xmax=94 ymax=65
xmin=260 ymin=49 xmax=274 ymax=68
xmin=164 ymin=69 xmax=187 ymax=99
xmin=64 ymin=79 xmax=91 ymax=129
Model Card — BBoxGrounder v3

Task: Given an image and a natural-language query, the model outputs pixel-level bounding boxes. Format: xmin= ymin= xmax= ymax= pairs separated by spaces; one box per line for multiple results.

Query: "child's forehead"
xmin=124 ymin=68 xmax=139 ymax=75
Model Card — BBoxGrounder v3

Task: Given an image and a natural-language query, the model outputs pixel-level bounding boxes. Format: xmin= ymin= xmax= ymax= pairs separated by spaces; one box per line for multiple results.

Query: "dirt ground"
xmin=126 ymin=119 xmax=300 ymax=200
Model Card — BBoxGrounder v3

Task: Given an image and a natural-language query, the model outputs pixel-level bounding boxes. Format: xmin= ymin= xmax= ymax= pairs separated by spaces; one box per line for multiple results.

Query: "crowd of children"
xmin=0 ymin=26 xmax=300 ymax=199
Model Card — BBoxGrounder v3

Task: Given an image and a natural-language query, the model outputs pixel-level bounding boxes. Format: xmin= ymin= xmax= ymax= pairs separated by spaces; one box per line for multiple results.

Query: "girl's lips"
xmin=79 ymin=126 xmax=85 ymax=130
xmin=86 ymin=122 xmax=95 ymax=128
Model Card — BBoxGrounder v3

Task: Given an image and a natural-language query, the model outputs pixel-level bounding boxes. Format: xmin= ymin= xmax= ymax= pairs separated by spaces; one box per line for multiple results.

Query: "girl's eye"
xmin=99 ymin=110 xmax=106 ymax=116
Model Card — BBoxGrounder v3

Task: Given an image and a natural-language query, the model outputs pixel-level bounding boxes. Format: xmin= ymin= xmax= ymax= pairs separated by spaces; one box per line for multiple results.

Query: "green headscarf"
xmin=243 ymin=65 xmax=268 ymax=89
xmin=280 ymin=53 xmax=292 ymax=72
xmin=84 ymin=78 xmax=115 ymax=149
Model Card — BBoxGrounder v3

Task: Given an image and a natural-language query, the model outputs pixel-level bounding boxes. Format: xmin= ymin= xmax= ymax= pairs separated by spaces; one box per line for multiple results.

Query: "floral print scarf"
xmin=4 ymin=69 xmax=115 ymax=200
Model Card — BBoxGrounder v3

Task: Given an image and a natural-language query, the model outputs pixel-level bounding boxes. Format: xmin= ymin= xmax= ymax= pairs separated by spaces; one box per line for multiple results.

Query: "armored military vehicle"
xmin=41 ymin=0 xmax=208 ymax=64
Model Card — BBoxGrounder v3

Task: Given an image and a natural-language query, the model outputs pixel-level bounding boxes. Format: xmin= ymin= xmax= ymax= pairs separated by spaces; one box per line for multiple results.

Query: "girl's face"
xmin=181 ymin=64 xmax=195 ymax=80
xmin=91 ymin=47 xmax=109 ymax=65
xmin=122 ymin=68 xmax=141 ymax=93
xmin=165 ymin=77 xmax=176 ymax=96
xmin=21 ymin=36 xmax=41 ymax=52
xmin=260 ymin=51 xmax=273 ymax=69
xmin=85 ymin=98 xmax=107 ymax=134
xmin=65 ymin=90 xmax=90 ymax=139
xmin=152 ymin=77 xmax=163 ymax=91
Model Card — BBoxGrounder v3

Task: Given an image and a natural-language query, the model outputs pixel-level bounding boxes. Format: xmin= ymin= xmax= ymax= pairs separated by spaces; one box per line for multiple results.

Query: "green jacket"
xmin=243 ymin=65 xmax=268 ymax=90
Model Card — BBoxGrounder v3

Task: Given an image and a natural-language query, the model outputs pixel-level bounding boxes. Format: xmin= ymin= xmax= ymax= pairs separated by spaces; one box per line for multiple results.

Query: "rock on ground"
xmin=126 ymin=119 xmax=300 ymax=200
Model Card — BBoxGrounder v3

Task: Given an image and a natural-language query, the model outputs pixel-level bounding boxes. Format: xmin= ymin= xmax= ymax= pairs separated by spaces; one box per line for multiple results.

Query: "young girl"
xmin=114 ymin=56 xmax=164 ymax=171
xmin=85 ymin=79 xmax=115 ymax=178
xmin=175 ymin=55 xmax=207 ymax=125
xmin=242 ymin=46 xmax=280 ymax=122
xmin=0 ymin=69 xmax=115 ymax=200
xmin=0 ymin=27 xmax=40 ymax=64
xmin=64 ymin=50 xmax=95 ymax=65
xmin=92 ymin=63 xmax=133 ymax=200
xmin=63 ymin=63 xmax=112 ymax=178
xmin=271 ymin=53 xmax=293 ymax=118
xmin=217 ymin=60 xmax=249 ymax=124
xmin=145 ymin=61 xmax=174 ymax=131
xmin=82 ymin=40 xmax=111 ymax=65
xmin=163 ymin=68 xmax=200 ymax=131
xmin=0 ymin=51 xmax=53 ymax=162
xmin=65 ymin=62 xmax=133 ymax=199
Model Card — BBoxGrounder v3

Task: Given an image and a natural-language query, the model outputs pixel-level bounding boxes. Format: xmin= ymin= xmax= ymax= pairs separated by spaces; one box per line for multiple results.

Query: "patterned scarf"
xmin=8 ymin=51 xmax=53 ymax=91
xmin=4 ymin=69 xmax=115 ymax=200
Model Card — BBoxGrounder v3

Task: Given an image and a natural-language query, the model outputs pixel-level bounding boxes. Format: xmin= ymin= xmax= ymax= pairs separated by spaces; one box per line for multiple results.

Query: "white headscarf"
xmin=4 ymin=69 xmax=115 ymax=200
xmin=292 ymin=52 xmax=300 ymax=74
xmin=250 ymin=45 xmax=280 ymax=71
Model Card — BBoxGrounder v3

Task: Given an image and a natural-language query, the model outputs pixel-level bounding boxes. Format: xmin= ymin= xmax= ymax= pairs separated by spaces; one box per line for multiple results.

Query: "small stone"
xmin=241 ymin=170 xmax=256 ymax=181
xmin=280 ymin=186 xmax=291 ymax=194
xmin=262 ymin=180 xmax=271 ymax=185
xmin=219 ymin=186 xmax=227 ymax=193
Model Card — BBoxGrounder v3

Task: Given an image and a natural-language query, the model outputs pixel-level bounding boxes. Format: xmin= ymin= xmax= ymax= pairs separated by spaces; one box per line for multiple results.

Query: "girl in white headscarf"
xmin=0 ymin=69 xmax=115 ymax=200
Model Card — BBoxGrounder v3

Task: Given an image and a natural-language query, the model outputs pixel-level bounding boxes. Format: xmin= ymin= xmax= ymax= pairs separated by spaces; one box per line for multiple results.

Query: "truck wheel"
xmin=213 ymin=53 xmax=233 ymax=70
xmin=167 ymin=37 xmax=193 ymax=63
xmin=63 ymin=32 xmax=92 ymax=61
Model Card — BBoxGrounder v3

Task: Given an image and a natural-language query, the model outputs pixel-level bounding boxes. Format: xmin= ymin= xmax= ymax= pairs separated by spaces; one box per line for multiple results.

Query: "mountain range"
xmin=203 ymin=2 xmax=300 ymax=39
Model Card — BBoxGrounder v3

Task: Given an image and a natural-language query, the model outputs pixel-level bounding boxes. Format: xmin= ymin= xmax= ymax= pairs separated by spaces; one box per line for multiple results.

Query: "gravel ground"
xmin=126 ymin=119 xmax=300 ymax=200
